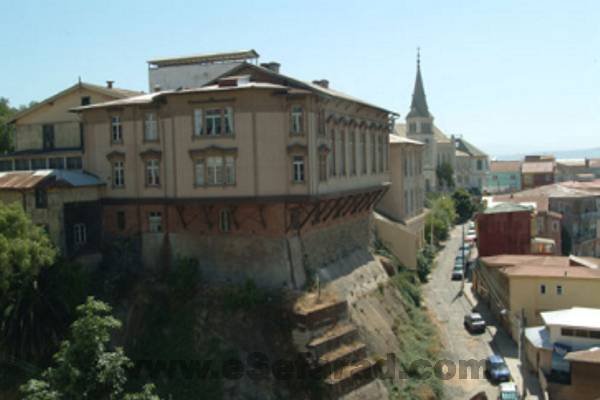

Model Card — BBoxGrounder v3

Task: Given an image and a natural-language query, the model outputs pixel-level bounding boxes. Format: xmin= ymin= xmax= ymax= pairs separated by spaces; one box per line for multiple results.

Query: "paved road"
xmin=423 ymin=225 xmax=543 ymax=400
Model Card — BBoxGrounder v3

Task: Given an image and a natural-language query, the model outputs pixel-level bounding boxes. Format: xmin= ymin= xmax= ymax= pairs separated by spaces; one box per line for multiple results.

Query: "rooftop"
xmin=490 ymin=160 xmax=522 ymax=173
xmin=454 ymin=137 xmax=487 ymax=158
xmin=483 ymin=202 xmax=533 ymax=215
xmin=493 ymin=182 xmax=598 ymax=211
xmin=389 ymin=133 xmax=423 ymax=146
xmin=541 ymin=307 xmax=600 ymax=330
xmin=522 ymin=161 xmax=555 ymax=174
xmin=565 ymin=347 xmax=600 ymax=364
xmin=394 ymin=123 xmax=452 ymax=144
xmin=147 ymin=49 xmax=259 ymax=67
xmin=0 ymin=170 xmax=104 ymax=190
xmin=480 ymin=254 xmax=600 ymax=280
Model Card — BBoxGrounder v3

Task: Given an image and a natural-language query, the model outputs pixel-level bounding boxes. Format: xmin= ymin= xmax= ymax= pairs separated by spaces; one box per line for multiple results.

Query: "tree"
xmin=424 ymin=196 xmax=456 ymax=246
xmin=0 ymin=97 xmax=16 ymax=154
xmin=452 ymin=189 xmax=476 ymax=224
xmin=21 ymin=297 xmax=160 ymax=400
xmin=436 ymin=162 xmax=455 ymax=190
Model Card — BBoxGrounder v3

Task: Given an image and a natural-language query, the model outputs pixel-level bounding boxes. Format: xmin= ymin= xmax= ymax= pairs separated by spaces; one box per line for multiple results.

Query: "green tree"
xmin=21 ymin=297 xmax=160 ymax=400
xmin=424 ymin=196 xmax=456 ymax=246
xmin=452 ymin=189 xmax=476 ymax=224
xmin=436 ymin=162 xmax=455 ymax=190
xmin=0 ymin=97 xmax=16 ymax=153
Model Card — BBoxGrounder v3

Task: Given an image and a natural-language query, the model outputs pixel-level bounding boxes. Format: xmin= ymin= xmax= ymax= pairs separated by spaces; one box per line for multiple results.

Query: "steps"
xmin=291 ymin=291 xmax=380 ymax=398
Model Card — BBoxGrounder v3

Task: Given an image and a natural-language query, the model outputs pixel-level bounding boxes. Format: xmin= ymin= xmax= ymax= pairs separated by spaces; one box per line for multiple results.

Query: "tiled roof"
xmin=455 ymin=137 xmax=487 ymax=157
xmin=522 ymin=161 xmax=554 ymax=174
xmin=490 ymin=161 xmax=522 ymax=173
xmin=480 ymin=255 xmax=600 ymax=280
xmin=0 ymin=170 xmax=104 ymax=190
xmin=565 ymin=347 xmax=600 ymax=364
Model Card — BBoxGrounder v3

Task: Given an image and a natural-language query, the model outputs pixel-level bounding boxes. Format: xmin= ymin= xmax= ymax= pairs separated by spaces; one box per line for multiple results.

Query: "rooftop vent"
xmin=106 ymin=80 xmax=114 ymax=89
xmin=312 ymin=79 xmax=329 ymax=89
xmin=260 ymin=62 xmax=281 ymax=74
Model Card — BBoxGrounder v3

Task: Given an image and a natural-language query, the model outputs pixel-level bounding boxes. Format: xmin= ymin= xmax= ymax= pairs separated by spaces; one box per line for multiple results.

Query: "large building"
xmin=493 ymin=181 xmax=600 ymax=257
xmin=473 ymin=254 xmax=600 ymax=341
xmin=375 ymin=133 xmax=427 ymax=268
xmin=522 ymin=155 xmax=556 ymax=189
xmin=75 ymin=54 xmax=394 ymax=288
xmin=453 ymin=136 xmax=489 ymax=193
xmin=485 ymin=160 xmax=522 ymax=194
xmin=1 ymin=81 xmax=140 ymax=172
xmin=399 ymin=55 xmax=456 ymax=192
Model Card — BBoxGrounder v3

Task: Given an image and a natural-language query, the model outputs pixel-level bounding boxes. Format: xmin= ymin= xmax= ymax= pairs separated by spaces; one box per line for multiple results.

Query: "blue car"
xmin=485 ymin=355 xmax=511 ymax=383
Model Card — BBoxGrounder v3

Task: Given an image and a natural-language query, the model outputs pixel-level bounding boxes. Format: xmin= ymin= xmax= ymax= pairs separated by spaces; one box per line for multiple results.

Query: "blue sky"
xmin=1 ymin=0 xmax=599 ymax=156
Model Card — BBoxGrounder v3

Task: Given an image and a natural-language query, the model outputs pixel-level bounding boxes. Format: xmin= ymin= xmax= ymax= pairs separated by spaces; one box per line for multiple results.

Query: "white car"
xmin=498 ymin=382 xmax=519 ymax=400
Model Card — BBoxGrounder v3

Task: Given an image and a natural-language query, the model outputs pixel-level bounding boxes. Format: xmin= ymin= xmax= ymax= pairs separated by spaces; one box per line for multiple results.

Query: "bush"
xmin=452 ymin=188 xmax=476 ymax=224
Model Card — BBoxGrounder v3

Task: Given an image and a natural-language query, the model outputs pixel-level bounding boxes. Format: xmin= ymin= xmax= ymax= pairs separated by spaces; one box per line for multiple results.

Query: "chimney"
xmin=312 ymin=79 xmax=330 ymax=89
xmin=106 ymin=80 xmax=114 ymax=89
xmin=260 ymin=62 xmax=281 ymax=74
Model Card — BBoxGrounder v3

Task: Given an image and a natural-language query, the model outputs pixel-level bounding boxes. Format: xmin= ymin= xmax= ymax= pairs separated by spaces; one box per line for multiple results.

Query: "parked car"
xmin=465 ymin=228 xmax=477 ymax=241
xmin=455 ymin=255 xmax=466 ymax=266
xmin=485 ymin=355 xmax=511 ymax=383
xmin=451 ymin=266 xmax=464 ymax=280
xmin=464 ymin=313 xmax=486 ymax=333
xmin=498 ymin=382 xmax=519 ymax=399
xmin=459 ymin=244 xmax=471 ymax=256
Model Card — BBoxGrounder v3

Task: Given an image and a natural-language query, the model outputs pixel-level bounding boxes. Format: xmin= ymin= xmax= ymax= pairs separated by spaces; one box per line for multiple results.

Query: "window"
xmin=575 ymin=329 xmax=589 ymax=338
xmin=291 ymin=106 xmax=303 ymax=134
xmin=0 ymin=160 xmax=12 ymax=171
xmin=224 ymin=107 xmax=234 ymax=135
xmin=561 ymin=328 xmax=574 ymax=337
xmin=67 ymin=157 xmax=82 ymax=170
xmin=43 ymin=124 xmax=55 ymax=150
xmin=31 ymin=158 xmax=46 ymax=170
xmin=49 ymin=157 xmax=64 ymax=169
xmin=219 ymin=209 xmax=232 ymax=232
xmin=349 ymin=131 xmax=356 ymax=175
xmin=293 ymin=156 xmax=305 ymax=183
xmin=207 ymin=157 xmax=224 ymax=185
xmin=193 ymin=109 xmax=203 ymax=136
xmin=360 ymin=133 xmax=367 ymax=174
xmin=556 ymin=285 xmax=563 ymax=295
xmin=111 ymin=116 xmax=123 ymax=143
xmin=73 ymin=223 xmax=87 ymax=246
xmin=113 ymin=161 xmax=125 ymax=188
xmin=146 ymin=159 xmax=160 ymax=186
xmin=144 ymin=113 xmax=158 ymax=141
xmin=540 ymin=284 xmax=546 ymax=294
xmin=334 ymin=131 xmax=340 ymax=176
xmin=117 ymin=211 xmax=126 ymax=231
xmin=15 ymin=159 xmax=30 ymax=170
xmin=477 ymin=159 xmax=483 ymax=171
xmin=378 ymin=134 xmax=384 ymax=172
xmin=340 ymin=131 xmax=346 ymax=175
xmin=225 ymin=156 xmax=235 ymax=185
xmin=148 ymin=212 xmax=162 ymax=233
xmin=35 ymin=188 xmax=47 ymax=209
xmin=80 ymin=96 xmax=91 ymax=106
xmin=591 ymin=331 xmax=600 ymax=339
xmin=195 ymin=159 xmax=205 ymax=186
xmin=372 ymin=134 xmax=377 ymax=173
xmin=408 ymin=122 xmax=417 ymax=133
xmin=319 ymin=152 xmax=327 ymax=182
xmin=421 ymin=122 xmax=431 ymax=133
xmin=206 ymin=109 xmax=222 ymax=136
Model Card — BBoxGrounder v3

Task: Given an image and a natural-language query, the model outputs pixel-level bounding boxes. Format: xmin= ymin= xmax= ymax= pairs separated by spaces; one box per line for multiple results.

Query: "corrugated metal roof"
xmin=0 ymin=170 xmax=104 ymax=190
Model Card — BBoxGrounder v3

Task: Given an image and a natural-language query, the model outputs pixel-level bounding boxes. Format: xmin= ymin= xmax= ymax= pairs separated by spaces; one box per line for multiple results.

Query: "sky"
xmin=1 ymin=0 xmax=599 ymax=157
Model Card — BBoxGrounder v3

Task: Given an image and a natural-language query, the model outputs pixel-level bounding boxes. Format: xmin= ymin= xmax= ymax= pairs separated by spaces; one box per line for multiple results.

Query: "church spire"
xmin=407 ymin=48 xmax=431 ymax=119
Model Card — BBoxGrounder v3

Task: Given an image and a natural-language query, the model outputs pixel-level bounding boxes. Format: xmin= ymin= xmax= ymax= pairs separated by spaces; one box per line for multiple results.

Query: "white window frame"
xmin=73 ymin=223 xmax=87 ymax=246
xmin=205 ymin=109 xmax=222 ymax=136
xmin=207 ymin=156 xmax=224 ymax=185
xmin=148 ymin=211 xmax=162 ymax=233
xmin=144 ymin=113 xmax=158 ymax=141
xmin=111 ymin=116 xmax=122 ymax=143
xmin=291 ymin=106 xmax=303 ymax=135
xmin=113 ymin=161 xmax=125 ymax=188
xmin=224 ymin=107 xmax=234 ymax=135
xmin=292 ymin=155 xmax=305 ymax=183
xmin=195 ymin=159 xmax=205 ymax=186
xmin=146 ymin=159 xmax=160 ymax=186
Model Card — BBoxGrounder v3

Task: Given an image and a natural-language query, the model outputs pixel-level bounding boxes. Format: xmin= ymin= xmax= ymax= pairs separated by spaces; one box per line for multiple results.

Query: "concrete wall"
xmin=373 ymin=212 xmax=425 ymax=268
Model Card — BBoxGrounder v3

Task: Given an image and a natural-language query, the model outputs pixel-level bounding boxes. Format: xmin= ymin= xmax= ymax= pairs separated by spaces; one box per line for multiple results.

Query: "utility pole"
xmin=461 ymin=223 xmax=465 ymax=294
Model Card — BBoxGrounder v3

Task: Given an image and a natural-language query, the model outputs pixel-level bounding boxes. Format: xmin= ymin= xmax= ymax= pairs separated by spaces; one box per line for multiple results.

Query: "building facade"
xmin=485 ymin=160 xmax=522 ymax=194
xmin=76 ymin=60 xmax=393 ymax=288
xmin=1 ymin=81 xmax=140 ymax=173
xmin=453 ymin=136 xmax=489 ymax=193
xmin=375 ymin=134 xmax=427 ymax=268
xmin=522 ymin=155 xmax=556 ymax=189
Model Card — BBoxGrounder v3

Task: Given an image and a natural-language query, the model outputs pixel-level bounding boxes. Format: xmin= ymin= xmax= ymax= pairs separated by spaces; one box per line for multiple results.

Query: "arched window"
xmin=219 ymin=209 xmax=232 ymax=233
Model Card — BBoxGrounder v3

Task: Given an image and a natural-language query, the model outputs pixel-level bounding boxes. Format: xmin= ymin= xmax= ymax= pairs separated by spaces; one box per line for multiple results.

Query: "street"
xmin=423 ymin=225 xmax=542 ymax=400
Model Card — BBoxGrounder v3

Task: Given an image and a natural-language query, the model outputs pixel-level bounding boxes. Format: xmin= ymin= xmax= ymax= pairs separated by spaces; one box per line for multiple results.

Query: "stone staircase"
xmin=292 ymin=292 xmax=380 ymax=398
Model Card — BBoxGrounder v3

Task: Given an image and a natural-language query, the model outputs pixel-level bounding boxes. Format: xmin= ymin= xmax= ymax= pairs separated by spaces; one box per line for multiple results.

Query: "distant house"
xmin=375 ymin=134 xmax=427 ymax=268
xmin=486 ymin=160 xmax=522 ymax=194
xmin=524 ymin=307 xmax=600 ymax=400
xmin=452 ymin=136 xmax=489 ymax=193
xmin=0 ymin=170 xmax=104 ymax=257
xmin=1 ymin=81 xmax=141 ymax=172
xmin=473 ymin=255 xmax=600 ymax=341
xmin=476 ymin=202 xmax=561 ymax=257
xmin=522 ymin=155 xmax=556 ymax=189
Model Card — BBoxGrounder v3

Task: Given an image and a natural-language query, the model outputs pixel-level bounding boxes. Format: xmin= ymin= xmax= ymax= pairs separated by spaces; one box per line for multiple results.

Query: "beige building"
xmin=75 ymin=55 xmax=394 ymax=287
xmin=474 ymin=254 xmax=600 ymax=341
xmin=400 ymin=56 xmax=456 ymax=192
xmin=0 ymin=170 xmax=103 ymax=257
xmin=453 ymin=136 xmax=489 ymax=193
xmin=1 ymin=81 xmax=140 ymax=172
xmin=375 ymin=134 xmax=427 ymax=268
